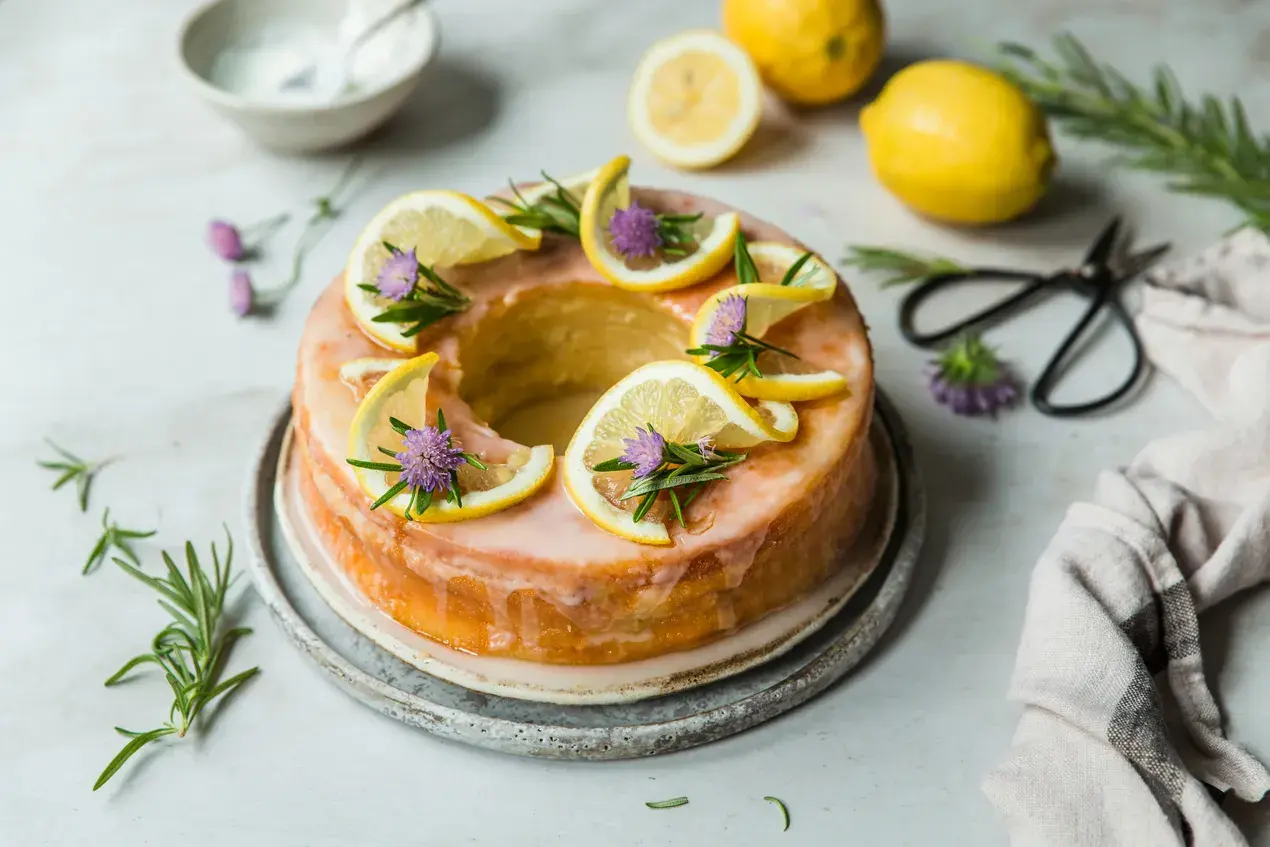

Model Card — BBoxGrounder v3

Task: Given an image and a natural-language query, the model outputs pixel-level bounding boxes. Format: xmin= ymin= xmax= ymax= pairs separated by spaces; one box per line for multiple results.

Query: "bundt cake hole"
xmin=456 ymin=282 xmax=689 ymax=452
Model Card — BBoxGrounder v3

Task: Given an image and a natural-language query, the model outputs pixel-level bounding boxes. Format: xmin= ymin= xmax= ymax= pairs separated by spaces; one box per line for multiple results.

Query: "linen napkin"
xmin=982 ymin=228 xmax=1270 ymax=846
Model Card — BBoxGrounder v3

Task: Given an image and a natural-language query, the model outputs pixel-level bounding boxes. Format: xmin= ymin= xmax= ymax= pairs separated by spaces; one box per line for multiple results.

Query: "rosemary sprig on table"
xmin=38 ymin=439 xmax=112 ymax=512
xmin=593 ymin=427 xmax=745 ymax=526
xmin=359 ymin=242 xmax=471 ymax=337
xmin=83 ymin=508 xmax=155 ymax=575
xmin=840 ymin=246 xmax=969 ymax=287
xmin=997 ymin=34 xmax=1270 ymax=230
xmin=345 ymin=409 xmax=486 ymax=520
xmin=94 ymin=531 xmax=258 ymax=791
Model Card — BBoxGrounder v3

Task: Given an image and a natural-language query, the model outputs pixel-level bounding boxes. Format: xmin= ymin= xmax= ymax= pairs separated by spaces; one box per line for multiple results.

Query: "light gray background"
xmin=3 ymin=0 xmax=1269 ymax=844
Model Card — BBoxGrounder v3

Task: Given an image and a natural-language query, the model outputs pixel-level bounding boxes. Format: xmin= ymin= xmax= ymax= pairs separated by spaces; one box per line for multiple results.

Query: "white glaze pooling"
xmin=277 ymin=423 xmax=898 ymax=703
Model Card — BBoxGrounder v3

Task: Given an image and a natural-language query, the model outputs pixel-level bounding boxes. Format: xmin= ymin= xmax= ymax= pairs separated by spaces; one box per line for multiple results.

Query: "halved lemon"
xmin=345 ymin=191 xmax=542 ymax=352
xmin=628 ymin=30 xmax=763 ymax=170
xmin=347 ymin=352 xmax=554 ymax=522
xmin=579 ymin=155 xmax=739 ymax=292
xmin=563 ymin=360 xmax=797 ymax=546
xmin=689 ymin=282 xmax=850 ymax=402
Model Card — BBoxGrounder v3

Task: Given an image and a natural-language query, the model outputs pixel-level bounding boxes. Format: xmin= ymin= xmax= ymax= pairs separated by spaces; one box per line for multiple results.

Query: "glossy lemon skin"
xmin=860 ymin=60 xmax=1057 ymax=225
xmin=722 ymin=0 xmax=885 ymax=106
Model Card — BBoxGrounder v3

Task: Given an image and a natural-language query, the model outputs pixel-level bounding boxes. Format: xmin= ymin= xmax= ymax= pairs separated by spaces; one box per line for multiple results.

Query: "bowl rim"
xmin=176 ymin=0 xmax=441 ymax=114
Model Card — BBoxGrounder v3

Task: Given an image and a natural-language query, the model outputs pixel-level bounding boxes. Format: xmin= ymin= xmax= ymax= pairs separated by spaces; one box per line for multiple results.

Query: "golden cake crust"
xmin=292 ymin=189 xmax=876 ymax=664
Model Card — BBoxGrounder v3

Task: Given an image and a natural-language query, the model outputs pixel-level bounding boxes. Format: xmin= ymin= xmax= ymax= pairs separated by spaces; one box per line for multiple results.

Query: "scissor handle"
xmin=1030 ymin=286 xmax=1146 ymax=418
xmin=898 ymin=269 xmax=1053 ymax=348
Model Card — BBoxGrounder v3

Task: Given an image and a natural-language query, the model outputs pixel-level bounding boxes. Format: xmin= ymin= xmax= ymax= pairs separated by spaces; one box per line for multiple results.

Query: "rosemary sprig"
xmin=840 ymin=246 xmax=969 ymax=287
xmin=997 ymin=34 xmax=1270 ymax=230
xmin=686 ymin=295 xmax=799 ymax=382
xmin=358 ymin=242 xmax=471 ymax=337
xmin=94 ymin=531 xmax=258 ymax=791
xmin=655 ymin=212 xmax=704 ymax=257
xmin=83 ymin=508 xmax=156 ymax=575
xmin=254 ymin=157 xmax=363 ymax=309
xmin=345 ymin=409 xmax=486 ymax=520
xmin=38 ymin=439 xmax=112 ymax=512
xmin=488 ymin=171 xmax=584 ymax=237
xmin=764 ymin=796 xmax=791 ymax=831
xmin=645 ymin=797 xmax=689 ymax=809
xmin=593 ymin=428 xmax=745 ymax=526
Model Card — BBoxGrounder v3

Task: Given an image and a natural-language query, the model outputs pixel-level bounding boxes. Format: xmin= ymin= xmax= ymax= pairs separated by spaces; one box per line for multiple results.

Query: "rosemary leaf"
xmin=646 ymin=797 xmax=689 ymax=809
xmin=840 ymin=247 xmax=968 ymax=287
xmin=38 ymin=439 xmax=112 ymax=512
xmin=764 ymin=796 xmax=791 ymax=831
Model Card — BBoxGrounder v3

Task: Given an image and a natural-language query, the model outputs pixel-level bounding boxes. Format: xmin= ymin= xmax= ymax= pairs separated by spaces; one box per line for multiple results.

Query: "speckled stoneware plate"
xmin=244 ymin=389 xmax=924 ymax=759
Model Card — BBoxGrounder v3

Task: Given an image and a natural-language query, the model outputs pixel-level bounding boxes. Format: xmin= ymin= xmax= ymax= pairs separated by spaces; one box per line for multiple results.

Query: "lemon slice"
xmin=689 ymin=282 xmax=850 ymax=402
xmin=562 ymin=360 xmax=796 ymax=546
xmin=345 ymin=191 xmax=542 ymax=352
xmin=347 ymin=352 xmax=554 ymax=522
xmin=628 ymin=30 xmax=763 ymax=170
xmin=746 ymin=242 xmax=839 ymax=296
xmin=338 ymin=357 xmax=407 ymax=400
xmin=579 ymin=155 xmax=739 ymax=292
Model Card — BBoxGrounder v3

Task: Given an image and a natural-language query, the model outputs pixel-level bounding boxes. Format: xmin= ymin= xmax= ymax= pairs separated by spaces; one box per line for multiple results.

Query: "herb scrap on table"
xmin=38 ymin=439 xmax=112 ymax=512
xmin=997 ymin=33 xmax=1270 ymax=232
xmin=645 ymin=796 xmax=690 ymax=809
xmin=346 ymin=409 xmax=487 ymax=521
xmin=686 ymin=293 xmax=799 ymax=382
xmin=593 ymin=427 xmax=745 ymax=526
xmin=764 ymin=796 xmax=791 ymax=832
xmin=358 ymin=243 xmax=472 ymax=337
xmin=840 ymin=246 xmax=969 ymax=287
xmin=928 ymin=334 xmax=1020 ymax=418
xmin=93 ymin=531 xmax=259 ymax=791
xmin=83 ymin=508 xmax=155 ymax=576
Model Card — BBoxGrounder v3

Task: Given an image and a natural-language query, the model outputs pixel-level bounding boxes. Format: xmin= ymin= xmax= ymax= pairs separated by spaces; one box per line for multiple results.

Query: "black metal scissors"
xmin=898 ymin=218 xmax=1170 ymax=418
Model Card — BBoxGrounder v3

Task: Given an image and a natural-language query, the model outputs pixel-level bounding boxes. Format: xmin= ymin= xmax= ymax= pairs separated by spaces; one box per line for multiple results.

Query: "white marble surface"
xmin=4 ymin=0 xmax=1270 ymax=843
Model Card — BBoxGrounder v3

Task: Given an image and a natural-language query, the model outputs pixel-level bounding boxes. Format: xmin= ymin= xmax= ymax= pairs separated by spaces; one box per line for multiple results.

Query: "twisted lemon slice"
xmin=579 ymin=155 xmax=739 ymax=292
xmin=347 ymin=353 xmax=554 ymax=522
xmin=345 ymin=191 xmax=541 ymax=352
xmin=563 ymin=360 xmax=797 ymax=546
xmin=690 ymin=244 xmax=849 ymax=402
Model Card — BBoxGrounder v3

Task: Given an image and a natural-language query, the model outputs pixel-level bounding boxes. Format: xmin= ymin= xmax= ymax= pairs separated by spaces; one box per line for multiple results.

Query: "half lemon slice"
xmin=562 ymin=360 xmax=797 ymax=546
xmin=347 ymin=352 xmax=554 ymax=522
xmin=689 ymin=257 xmax=850 ymax=402
xmin=628 ymin=30 xmax=763 ymax=170
xmin=579 ymin=155 xmax=739 ymax=292
xmin=345 ymin=191 xmax=542 ymax=352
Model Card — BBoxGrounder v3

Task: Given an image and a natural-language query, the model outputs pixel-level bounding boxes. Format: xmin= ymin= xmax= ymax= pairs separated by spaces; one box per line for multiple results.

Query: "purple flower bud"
xmin=229 ymin=269 xmax=254 ymax=317
xmin=608 ymin=202 xmax=663 ymax=259
xmin=208 ymin=220 xmax=245 ymax=262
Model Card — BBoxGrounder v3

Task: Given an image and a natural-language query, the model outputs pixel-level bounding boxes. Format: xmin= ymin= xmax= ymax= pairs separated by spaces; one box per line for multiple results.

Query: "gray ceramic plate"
xmin=243 ymin=389 xmax=925 ymax=760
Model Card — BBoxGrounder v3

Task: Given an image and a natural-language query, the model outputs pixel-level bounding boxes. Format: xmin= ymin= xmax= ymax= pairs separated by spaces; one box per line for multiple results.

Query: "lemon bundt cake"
xmin=291 ymin=157 xmax=876 ymax=665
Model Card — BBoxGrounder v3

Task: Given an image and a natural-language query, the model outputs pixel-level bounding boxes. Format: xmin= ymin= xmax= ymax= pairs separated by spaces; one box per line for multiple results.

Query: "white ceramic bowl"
xmin=179 ymin=0 xmax=439 ymax=153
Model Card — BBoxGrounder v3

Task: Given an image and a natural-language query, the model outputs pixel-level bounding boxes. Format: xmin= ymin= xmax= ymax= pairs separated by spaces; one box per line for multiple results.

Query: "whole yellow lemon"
xmin=860 ymin=60 xmax=1056 ymax=225
xmin=722 ymin=0 xmax=885 ymax=107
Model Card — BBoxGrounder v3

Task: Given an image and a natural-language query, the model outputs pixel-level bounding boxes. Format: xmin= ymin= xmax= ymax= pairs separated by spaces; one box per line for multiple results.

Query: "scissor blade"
xmin=1082 ymin=217 xmax=1123 ymax=267
xmin=1115 ymin=242 xmax=1172 ymax=280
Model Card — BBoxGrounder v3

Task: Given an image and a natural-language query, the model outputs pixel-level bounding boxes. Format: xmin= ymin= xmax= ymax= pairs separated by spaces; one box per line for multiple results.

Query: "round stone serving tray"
xmin=243 ymin=388 xmax=925 ymax=760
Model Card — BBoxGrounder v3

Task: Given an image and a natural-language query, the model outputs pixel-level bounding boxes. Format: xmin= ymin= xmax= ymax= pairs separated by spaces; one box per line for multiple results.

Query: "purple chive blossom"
xmin=928 ymin=335 xmax=1019 ymax=418
xmin=376 ymin=247 xmax=420 ymax=300
xmin=395 ymin=425 xmax=465 ymax=493
xmin=696 ymin=437 xmax=718 ymax=460
xmin=706 ymin=294 xmax=747 ymax=347
xmin=229 ymin=269 xmax=254 ymax=317
xmin=208 ymin=220 xmax=245 ymax=261
xmin=608 ymin=202 xmax=662 ymax=259
xmin=620 ymin=426 xmax=667 ymax=478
